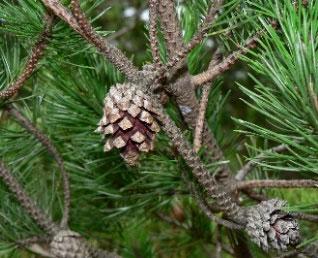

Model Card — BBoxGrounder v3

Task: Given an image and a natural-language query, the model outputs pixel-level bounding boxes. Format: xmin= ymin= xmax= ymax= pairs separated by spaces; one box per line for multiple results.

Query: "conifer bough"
xmin=0 ymin=0 xmax=317 ymax=257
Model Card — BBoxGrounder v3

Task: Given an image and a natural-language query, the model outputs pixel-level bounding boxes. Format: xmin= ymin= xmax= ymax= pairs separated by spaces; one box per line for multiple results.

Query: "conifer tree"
xmin=0 ymin=0 xmax=317 ymax=257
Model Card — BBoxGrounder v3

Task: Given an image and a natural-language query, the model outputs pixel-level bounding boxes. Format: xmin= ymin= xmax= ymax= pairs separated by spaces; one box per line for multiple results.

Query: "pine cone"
xmin=245 ymin=199 xmax=300 ymax=252
xmin=96 ymin=83 xmax=160 ymax=165
xmin=50 ymin=230 xmax=92 ymax=258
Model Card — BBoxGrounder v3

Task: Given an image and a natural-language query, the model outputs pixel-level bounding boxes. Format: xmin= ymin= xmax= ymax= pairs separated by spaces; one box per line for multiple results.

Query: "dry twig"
xmin=191 ymin=31 xmax=262 ymax=86
xmin=42 ymin=0 xmax=139 ymax=81
xmin=6 ymin=105 xmax=71 ymax=229
xmin=235 ymin=179 xmax=318 ymax=191
xmin=0 ymin=14 xmax=53 ymax=99
xmin=0 ymin=162 xmax=58 ymax=234
xmin=148 ymin=0 xmax=161 ymax=68
xmin=193 ymin=51 xmax=222 ymax=152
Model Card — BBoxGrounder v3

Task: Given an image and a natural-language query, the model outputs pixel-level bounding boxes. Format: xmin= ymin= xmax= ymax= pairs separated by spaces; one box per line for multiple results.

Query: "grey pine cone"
xmin=96 ymin=83 xmax=160 ymax=165
xmin=50 ymin=230 xmax=92 ymax=258
xmin=245 ymin=199 xmax=300 ymax=251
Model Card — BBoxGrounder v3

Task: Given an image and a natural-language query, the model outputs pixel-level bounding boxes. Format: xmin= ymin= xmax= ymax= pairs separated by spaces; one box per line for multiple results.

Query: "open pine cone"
xmin=96 ymin=83 xmax=160 ymax=165
xmin=50 ymin=230 xmax=92 ymax=258
xmin=245 ymin=199 xmax=300 ymax=252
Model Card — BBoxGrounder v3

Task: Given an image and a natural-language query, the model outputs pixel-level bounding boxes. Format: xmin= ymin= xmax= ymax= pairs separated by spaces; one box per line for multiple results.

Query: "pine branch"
xmin=235 ymin=143 xmax=290 ymax=181
xmin=0 ymin=14 xmax=53 ymax=99
xmin=6 ymin=105 xmax=71 ymax=229
xmin=0 ymin=162 xmax=58 ymax=234
xmin=148 ymin=0 xmax=161 ymax=68
xmin=156 ymin=105 xmax=242 ymax=221
xmin=167 ymin=75 xmax=232 ymax=181
xmin=181 ymin=166 xmax=242 ymax=230
xmin=235 ymin=179 xmax=318 ymax=190
xmin=42 ymin=0 xmax=140 ymax=82
xmin=157 ymin=0 xmax=184 ymax=57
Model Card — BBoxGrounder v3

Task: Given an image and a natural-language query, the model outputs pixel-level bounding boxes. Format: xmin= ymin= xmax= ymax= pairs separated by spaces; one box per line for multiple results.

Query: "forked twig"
xmin=42 ymin=0 xmax=139 ymax=81
xmin=0 ymin=14 xmax=53 ymax=99
xmin=6 ymin=105 xmax=71 ymax=229
xmin=154 ymin=0 xmax=224 ymax=83
xmin=0 ymin=162 xmax=58 ymax=234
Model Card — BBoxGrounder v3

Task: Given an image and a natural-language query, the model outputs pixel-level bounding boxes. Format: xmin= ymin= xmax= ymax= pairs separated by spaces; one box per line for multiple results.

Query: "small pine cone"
xmin=50 ymin=230 xmax=92 ymax=258
xmin=96 ymin=83 xmax=160 ymax=165
xmin=245 ymin=199 xmax=300 ymax=252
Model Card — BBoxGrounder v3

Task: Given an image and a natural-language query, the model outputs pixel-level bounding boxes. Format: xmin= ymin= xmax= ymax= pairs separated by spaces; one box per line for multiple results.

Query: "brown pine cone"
xmin=245 ymin=199 xmax=300 ymax=252
xmin=96 ymin=83 xmax=160 ymax=165
xmin=50 ymin=230 xmax=92 ymax=258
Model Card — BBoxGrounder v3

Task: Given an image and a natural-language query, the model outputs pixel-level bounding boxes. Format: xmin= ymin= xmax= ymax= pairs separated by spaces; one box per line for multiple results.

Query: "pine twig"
xmin=191 ymin=184 xmax=243 ymax=230
xmin=193 ymin=86 xmax=211 ymax=153
xmin=235 ymin=179 xmax=318 ymax=191
xmin=42 ymin=0 xmax=139 ymax=82
xmin=0 ymin=14 xmax=53 ymax=99
xmin=181 ymin=167 xmax=242 ymax=230
xmin=69 ymin=0 xmax=139 ymax=81
xmin=157 ymin=0 xmax=184 ymax=57
xmin=6 ymin=105 xmax=71 ymax=229
xmin=148 ymin=0 xmax=161 ymax=68
xmin=155 ymin=212 xmax=188 ymax=230
xmin=191 ymin=30 xmax=262 ymax=86
xmin=193 ymin=51 xmax=222 ymax=152
xmin=235 ymin=143 xmax=290 ymax=181
xmin=292 ymin=212 xmax=318 ymax=223
xmin=0 ymin=162 xmax=58 ymax=234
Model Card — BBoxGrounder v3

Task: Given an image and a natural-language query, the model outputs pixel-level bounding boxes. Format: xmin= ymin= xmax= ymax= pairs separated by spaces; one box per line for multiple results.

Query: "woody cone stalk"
xmin=96 ymin=83 xmax=161 ymax=165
